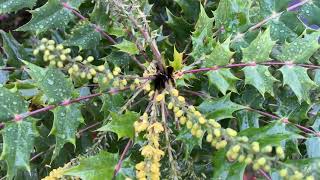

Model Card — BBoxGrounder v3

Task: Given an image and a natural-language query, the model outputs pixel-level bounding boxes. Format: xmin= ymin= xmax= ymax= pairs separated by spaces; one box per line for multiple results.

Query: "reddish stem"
xmin=113 ymin=140 xmax=133 ymax=177
xmin=259 ymin=169 xmax=272 ymax=180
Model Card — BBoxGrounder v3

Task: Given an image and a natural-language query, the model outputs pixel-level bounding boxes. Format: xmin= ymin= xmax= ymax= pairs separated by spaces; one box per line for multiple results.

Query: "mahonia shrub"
xmin=1 ymin=0 xmax=320 ymax=179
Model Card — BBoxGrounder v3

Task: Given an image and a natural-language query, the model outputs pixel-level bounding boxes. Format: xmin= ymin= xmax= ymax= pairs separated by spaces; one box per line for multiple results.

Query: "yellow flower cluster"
xmin=41 ymin=167 xmax=66 ymax=180
xmin=279 ymin=168 xmax=314 ymax=180
xmin=166 ymin=88 xmax=315 ymax=179
xmin=135 ymin=119 xmax=165 ymax=180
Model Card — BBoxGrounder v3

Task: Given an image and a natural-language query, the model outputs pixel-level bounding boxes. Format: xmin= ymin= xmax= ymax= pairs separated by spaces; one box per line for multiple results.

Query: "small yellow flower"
xmin=167 ymin=102 xmax=173 ymax=109
xmin=251 ymin=142 xmax=260 ymax=153
xmin=213 ymin=129 xmax=221 ymax=138
xmin=97 ymin=65 xmax=105 ymax=72
xmin=226 ymin=128 xmax=237 ymax=137
xmin=175 ymin=110 xmax=183 ymax=118
xmin=177 ymin=96 xmax=185 ymax=102
xmin=179 ymin=116 xmax=187 ymax=124
xmin=279 ymin=169 xmax=287 ymax=177
xmin=206 ymin=134 xmax=213 ymax=142
xmin=198 ymin=117 xmax=206 ymax=124
xmin=141 ymin=145 xmax=154 ymax=157
xmin=171 ymin=89 xmax=179 ymax=96
xmin=257 ymin=157 xmax=266 ymax=166
xmin=156 ymin=94 xmax=165 ymax=102
xmin=87 ymin=56 xmax=94 ymax=62
xmin=135 ymin=162 xmax=145 ymax=171
xmin=150 ymin=122 xmax=164 ymax=133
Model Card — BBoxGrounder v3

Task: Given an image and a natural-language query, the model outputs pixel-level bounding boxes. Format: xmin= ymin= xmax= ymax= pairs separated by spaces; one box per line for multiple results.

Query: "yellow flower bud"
xmin=57 ymin=61 xmax=64 ymax=68
xmin=68 ymin=68 xmax=73 ymax=75
xmin=216 ymin=140 xmax=227 ymax=149
xmin=171 ymin=89 xmax=179 ymax=96
xmin=75 ymin=55 xmax=83 ymax=61
xmin=240 ymin=136 xmax=249 ymax=142
xmin=33 ymin=49 xmax=39 ymax=56
xmin=178 ymin=96 xmax=185 ymax=102
xmin=142 ymin=113 xmax=148 ymax=121
xmin=167 ymin=102 xmax=173 ymax=109
xmin=206 ymin=134 xmax=213 ymax=142
xmin=80 ymin=72 xmax=86 ymax=78
xmin=148 ymin=90 xmax=154 ymax=97
xmin=49 ymin=60 xmax=56 ymax=65
xmin=196 ymin=129 xmax=203 ymax=138
xmin=114 ymin=66 xmax=121 ymax=73
xmin=173 ymin=106 xmax=179 ymax=113
xmin=87 ymin=73 xmax=93 ymax=80
xmin=279 ymin=169 xmax=287 ymax=177
xmin=191 ymin=128 xmax=197 ymax=136
xmin=251 ymin=142 xmax=260 ymax=153
xmin=60 ymin=54 xmax=67 ymax=61
xmin=103 ymin=77 xmax=108 ymax=84
xmin=244 ymin=157 xmax=252 ymax=164
xmin=89 ymin=68 xmax=97 ymax=76
xmin=198 ymin=117 xmax=206 ymax=124
xmin=87 ymin=56 xmax=94 ymax=62
xmin=306 ymin=176 xmax=315 ymax=180
xmin=135 ymin=162 xmax=145 ymax=171
xmin=39 ymin=44 xmax=46 ymax=51
xmin=144 ymin=83 xmax=151 ymax=92
xmin=231 ymin=145 xmax=241 ymax=153
xmin=194 ymin=111 xmax=202 ymax=117
xmin=276 ymin=146 xmax=284 ymax=157
xmin=293 ymin=171 xmax=303 ymax=179
xmin=213 ymin=129 xmax=221 ymax=138
xmin=226 ymin=128 xmax=237 ymax=137
xmin=93 ymin=77 xmax=99 ymax=83
xmin=188 ymin=105 xmax=195 ymax=112
xmin=156 ymin=94 xmax=165 ymax=102
xmin=48 ymin=40 xmax=55 ymax=45
xmin=130 ymin=84 xmax=135 ymax=90
xmin=257 ymin=157 xmax=266 ymax=166
xmin=262 ymin=145 xmax=272 ymax=153
xmin=97 ymin=65 xmax=105 ymax=72
xmin=134 ymin=78 xmax=140 ymax=85
xmin=48 ymin=55 xmax=55 ymax=60
xmin=72 ymin=64 xmax=79 ymax=72
xmin=253 ymin=163 xmax=260 ymax=170
xmin=175 ymin=110 xmax=183 ymax=118
xmin=238 ymin=155 xmax=245 ymax=162
xmin=107 ymin=73 xmax=114 ymax=79
xmin=263 ymin=165 xmax=271 ymax=172
xmin=179 ymin=116 xmax=187 ymax=125
xmin=121 ymin=79 xmax=127 ymax=86
xmin=63 ymin=48 xmax=71 ymax=54
xmin=56 ymin=44 xmax=64 ymax=50
xmin=186 ymin=121 xmax=193 ymax=129
xmin=41 ymin=38 xmax=48 ymax=43
xmin=47 ymin=45 xmax=55 ymax=51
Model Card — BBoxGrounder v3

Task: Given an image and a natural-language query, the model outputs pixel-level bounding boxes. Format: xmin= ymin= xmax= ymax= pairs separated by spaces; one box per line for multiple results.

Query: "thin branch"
xmin=61 ymin=1 xmax=146 ymax=70
xmin=259 ymin=169 xmax=272 ymax=180
xmin=113 ymin=139 xmax=133 ymax=178
xmin=0 ymin=67 xmax=16 ymax=71
xmin=181 ymin=61 xmax=320 ymax=75
xmin=248 ymin=0 xmax=310 ymax=31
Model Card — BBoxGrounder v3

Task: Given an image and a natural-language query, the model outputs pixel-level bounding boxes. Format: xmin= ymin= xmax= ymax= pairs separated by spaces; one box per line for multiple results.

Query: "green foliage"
xmin=1 ymin=0 xmax=320 ymax=179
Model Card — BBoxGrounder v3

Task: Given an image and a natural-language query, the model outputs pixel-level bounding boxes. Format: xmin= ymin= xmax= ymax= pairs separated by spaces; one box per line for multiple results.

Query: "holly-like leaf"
xmin=242 ymin=65 xmax=278 ymax=97
xmin=275 ymin=31 xmax=320 ymax=63
xmin=0 ymin=0 xmax=37 ymax=14
xmin=23 ymin=60 xmax=47 ymax=82
xmin=64 ymin=21 xmax=101 ymax=50
xmin=235 ymin=110 xmax=261 ymax=130
xmin=213 ymin=149 xmax=246 ymax=180
xmin=0 ymin=70 xmax=9 ymax=85
xmin=279 ymin=65 xmax=317 ymax=104
xmin=242 ymin=28 xmax=276 ymax=63
xmin=174 ymin=0 xmax=200 ymax=21
xmin=113 ymin=39 xmax=139 ymax=55
xmin=38 ymin=68 xmax=75 ymax=104
xmin=166 ymin=9 xmax=193 ymax=41
xmin=206 ymin=69 xmax=239 ymax=95
xmin=0 ymin=30 xmax=28 ymax=67
xmin=191 ymin=5 xmax=214 ymax=59
xmin=213 ymin=0 xmax=252 ymax=38
xmin=17 ymin=0 xmax=85 ymax=33
xmin=97 ymin=111 xmax=139 ymax=139
xmin=205 ymin=37 xmax=234 ymax=66
xmin=239 ymin=121 xmax=303 ymax=146
xmin=64 ymin=151 xmax=118 ymax=180
xmin=198 ymin=93 xmax=245 ymax=120
xmin=0 ymin=87 xmax=28 ymax=122
xmin=305 ymin=137 xmax=320 ymax=158
xmin=0 ymin=120 xmax=38 ymax=180
xmin=50 ymin=104 xmax=84 ymax=160
xmin=169 ymin=46 xmax=183 ymax=71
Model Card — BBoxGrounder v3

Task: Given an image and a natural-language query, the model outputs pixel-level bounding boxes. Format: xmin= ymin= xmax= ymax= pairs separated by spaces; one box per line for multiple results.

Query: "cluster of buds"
xmin=134 ymin=112 xmax=165 ymax=180
xmin=33 ymin=38 xmax=123 ymax=83
xmin=164 ymin=87 xmax=315 ymax=180
xmin=42 ymin=163 xmax=72 ymax=180
xmin=278 ymin=168 xmax=315 ymax=180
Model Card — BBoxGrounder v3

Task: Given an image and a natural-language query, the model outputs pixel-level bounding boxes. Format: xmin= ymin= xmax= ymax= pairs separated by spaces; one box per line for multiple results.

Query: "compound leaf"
xmin=0 ymin=0 xmax=37 ymax=14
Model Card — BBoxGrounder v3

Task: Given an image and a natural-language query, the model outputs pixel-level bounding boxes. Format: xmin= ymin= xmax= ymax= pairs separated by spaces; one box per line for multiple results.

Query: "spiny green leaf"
xmin=214 ymin=0 xmax=252 ymax=38
xmin=242 ymin=65 xmax=278 ymax=97
xmin=0 ymin=86 xmax=28 ymax=122
xmin=38 ymin=68 xmax=75 ymax=104
xmin=206 ymin=69 xmax=239 ymax=95
xmin=97 ymin=111 xmax=139 ymax=139
xmin=279 ymin=65 xmax=317 ymax=104
xmin=17 ymin=0 xmax=85 ymax=33
xmin=213 ymin=149 xmax=246 ymax=180
xmin=0 ymin=0 xmax=37 ymax=14
xmin=205 ymin=37 xmax=234 ymax=66
xmin=235 ymin=110 xmax=261 ymax=130
xmin=23 ymin=60 xmax=47 ymax=82
xmin=257 ymin=0 xmax=291 ymax=17
xmin=191 ymin=5 xmax=214 ymax=59
xmin=0 ymin=120 xmax=38 ymax=180
xmin=64 ymin=151 xmax=117 ymax=180
xmin=0 ymin=30 xmax=28 ymax=67
xmin=89 ymin=2 xmax=109 ymax=29
xmin=166 ymin=9 xmax=193 ymax=41
xmin=276 ymin=31 xmax=320 ymax=63
xmin=50 ymin=104 xmax=84 ymax=160
xmin=169 ymin=46 xmax=183 ymax=71
xmin=268 ymin=15 xmax=299 ymax=43
xmin=198 ymin=93 xmax=245 ymax=120
xmin=113 ymin=39 xmax=139 ymax=55
xmin=305 ymin=137 xmax=320 ymax=158
xmin=64 ymin=21 xmax=101 ymax=50
xmin=242 ymin=28 xmax=276 ymax=63
xmin=239 ymin=121 xmax=303 ymax=146
xmin=174 ymin=0 xmax=200 ymax=21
